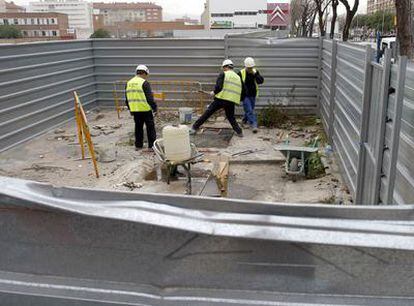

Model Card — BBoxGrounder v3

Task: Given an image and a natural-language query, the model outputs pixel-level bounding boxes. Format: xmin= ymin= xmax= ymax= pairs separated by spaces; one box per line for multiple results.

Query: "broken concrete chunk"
xmin=103 ymin=130 xmax=115 ymax=136
xmin=110 ymin=123 xmax=122 ymax=129
xmin=54 ymin=128 xmax=65 ymax=134
xmin=93 ymin=125 xmax=108 ymax=130
xmin=95 ymin=145 xmax=117 ymax=163
xmin=89 ymin=130 xmax=102 ymax=137
xmin=94 ymin=114 xmax=105 ymax=121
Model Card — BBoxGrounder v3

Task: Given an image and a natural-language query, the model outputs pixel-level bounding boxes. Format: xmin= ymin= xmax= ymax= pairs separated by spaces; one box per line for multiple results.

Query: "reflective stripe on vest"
xmin=241 ymin=68 xmax=259 ymax=98
xmin=126 ymin=76 xmax=151 ymax=112
xmin=215 ymin=70 xmax=242 ymax=104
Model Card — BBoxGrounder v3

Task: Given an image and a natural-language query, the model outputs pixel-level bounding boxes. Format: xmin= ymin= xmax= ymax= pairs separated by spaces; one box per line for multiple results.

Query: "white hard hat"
xmin=136 ymin=64 xmax=149 ymax=74
xmin=244 ymin=57 xmax=256 ymax=68
xmin=222 ymin=59 xmax=234 ymax=67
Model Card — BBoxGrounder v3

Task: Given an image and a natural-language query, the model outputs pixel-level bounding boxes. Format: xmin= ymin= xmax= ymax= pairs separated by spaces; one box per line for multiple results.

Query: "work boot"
xmin=252 ymin=128 xmax=258 ymax=134
xmin=235 ymin=132 xmax=244 ymax=138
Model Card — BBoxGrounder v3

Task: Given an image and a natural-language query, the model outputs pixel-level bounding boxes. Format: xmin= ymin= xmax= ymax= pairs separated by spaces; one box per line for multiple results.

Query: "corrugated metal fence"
xmin=0 ymin=40 xmax=97 ymax=152
xmin=92 ymin=39 xmax=225 ymax=108
xmin=320 ymin=38 xmax=414 ymax=205
xmin=226 ymin=36 xmax=320 ymax=111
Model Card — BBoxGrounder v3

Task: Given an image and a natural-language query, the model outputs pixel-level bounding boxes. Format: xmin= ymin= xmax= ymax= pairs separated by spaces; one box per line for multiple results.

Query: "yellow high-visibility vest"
xmin=126 ymin=76 xmax=151 ymax=112
xmin=215 ymin=70 xmax=242 ymax=104
xmin=241 ymin=68 xmax=259 ymax=97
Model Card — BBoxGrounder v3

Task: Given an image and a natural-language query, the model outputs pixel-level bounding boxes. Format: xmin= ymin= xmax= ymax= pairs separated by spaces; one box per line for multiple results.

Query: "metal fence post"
xmin=224 ymin=34 xmax=229 ymax=59
xmin=372 ymin=49 xmax=392 ymax=204
xmin=355 ymin=45 xmax=374 ymax=204
xmin=384 ymin=56 xmax=408 ymax=204
xmin=316 ymin=37 xmax=324 ymax=114
xmin=328 ymin=40 xmax=338 ymax=143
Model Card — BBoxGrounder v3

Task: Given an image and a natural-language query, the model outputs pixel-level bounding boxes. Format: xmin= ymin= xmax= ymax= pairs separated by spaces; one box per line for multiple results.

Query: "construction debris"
xmin=23 ymin=164 xmax=71 ymax=172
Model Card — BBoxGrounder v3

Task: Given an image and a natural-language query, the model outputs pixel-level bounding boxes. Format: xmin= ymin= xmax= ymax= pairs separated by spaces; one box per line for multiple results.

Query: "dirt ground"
xmin=0 ymin=109 xmax=353 ymax=205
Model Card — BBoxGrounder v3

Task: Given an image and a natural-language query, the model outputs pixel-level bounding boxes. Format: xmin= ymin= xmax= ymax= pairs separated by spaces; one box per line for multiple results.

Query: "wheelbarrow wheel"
xmin=289 ymin=157 xmax=299 ymax=172
xmin=289 ymin=157 xmax=299 ymax=182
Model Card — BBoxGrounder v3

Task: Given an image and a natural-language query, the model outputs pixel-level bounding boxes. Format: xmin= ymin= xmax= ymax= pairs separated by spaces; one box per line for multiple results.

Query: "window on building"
xmin=234 ymin=11 xmax=257 ymax=16
xmin=24 ymin=19 xmax=28 ymax=24
xmin=33 ymin=30 xmax=38 ymax=36
xmin=31 ymin=18 xmax=35 ymax=25
xmin=50 ymin=18 xmax=55 ymax=24
xmin=22 ymin=31 xmax=27 ymax=36
xmin=42 ymin=31 xmax=46 ymax=36
xmin=52 ymin=30 xmax=57 ymax=36
xmin=211 ymin=13 xmax=233 ymax=17
xmin=37 ymin=18 xmax=40 ymax=25
xmin=13 ymin=19 xmax=18 ymax=25
xmin=3 ymin=19 xmax=8 ymax=25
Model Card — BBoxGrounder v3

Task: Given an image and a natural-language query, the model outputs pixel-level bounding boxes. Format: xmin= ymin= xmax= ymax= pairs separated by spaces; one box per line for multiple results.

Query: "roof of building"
xmin=5 ymin=1 xmax=25 ymax=11
xmin=93 ymin=2 xmax=162 ymax=10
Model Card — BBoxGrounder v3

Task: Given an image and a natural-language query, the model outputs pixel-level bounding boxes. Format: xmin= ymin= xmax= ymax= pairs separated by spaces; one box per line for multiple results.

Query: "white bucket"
xmin=162 ymin=125 xmax=191 ymax=162
xmin=179 ymin=107 xmax=193 ymax=124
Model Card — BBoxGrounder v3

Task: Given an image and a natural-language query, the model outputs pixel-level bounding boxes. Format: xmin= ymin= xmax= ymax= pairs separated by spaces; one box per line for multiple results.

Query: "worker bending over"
xmin=239 ymin=57 xmax=264 ymax=134
xmin=190 ymin=59 xmax=245 ymax=137
xmin=125 ymin=65 xmax=157 ymax=150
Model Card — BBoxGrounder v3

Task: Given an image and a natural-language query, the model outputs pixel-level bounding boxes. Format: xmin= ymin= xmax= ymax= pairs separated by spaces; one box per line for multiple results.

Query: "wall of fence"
xmin=0 ymin=40 xmax=97 ymax=152
xmin=226 ymin=36 xmax=320 ymax=112
xmin=93 ymin=39 xmax=224 ymax=108
xmin=320 ymin=38 xmax=414 ymax=205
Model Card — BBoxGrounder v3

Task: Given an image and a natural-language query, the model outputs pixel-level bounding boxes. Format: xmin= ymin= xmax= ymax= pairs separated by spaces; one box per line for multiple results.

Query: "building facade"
xmin=92 ymin=2 xmax=162 ymax=27
xmin=0 ymin=12 xmax=71 ymax=38
xmin=367 ymin=0 xmax=394 ymax=14
xmin=202 ymin=0 xmax=267 ymax=29
xmin=29 ymin=0 xmax=93 ymax=39
xmin=0 ymin=0 xmax=26 ymax=13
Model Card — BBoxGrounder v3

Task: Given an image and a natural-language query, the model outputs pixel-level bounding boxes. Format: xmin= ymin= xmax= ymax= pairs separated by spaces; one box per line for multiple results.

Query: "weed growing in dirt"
xmin=257 ymin=103 xmax=289 ymax=128
xmin=306 ymin=152 xmax=326 ymax=179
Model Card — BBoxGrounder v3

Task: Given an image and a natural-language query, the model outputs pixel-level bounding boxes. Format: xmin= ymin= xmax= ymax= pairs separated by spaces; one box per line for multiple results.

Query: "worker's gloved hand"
xmin=209 ymin=91 xmax=215 ymax=97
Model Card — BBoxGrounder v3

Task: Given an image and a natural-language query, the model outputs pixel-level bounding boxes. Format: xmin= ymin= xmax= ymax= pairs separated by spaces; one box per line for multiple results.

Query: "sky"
xmin=12 ymin=0 xmax=368 ymax=20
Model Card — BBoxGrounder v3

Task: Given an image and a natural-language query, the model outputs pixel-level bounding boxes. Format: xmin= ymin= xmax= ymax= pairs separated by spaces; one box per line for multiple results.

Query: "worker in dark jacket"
xmin=238 ymin=57 xmax=264 ymax=134
xmin=125 ymin=65 xmax=157 ymax=150
xmin=190 ymin=59 xmax=245 ymax=137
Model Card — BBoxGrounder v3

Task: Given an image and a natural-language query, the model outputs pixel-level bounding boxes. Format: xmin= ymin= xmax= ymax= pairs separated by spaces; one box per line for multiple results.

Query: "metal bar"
xmin=385 ymin=57 xmax=408 ymax=204
xmin=0 ymin=177 xmax=413 ymax=250
xmin=371 ymin=49 xmax=392 ymax=204
xmin=328 ymin=39 xmax=338 ymax=143
xmin=355 ymin=45 xmax=374 ymax=204
xmin=316 ymin=37 xmax=323 ymax=117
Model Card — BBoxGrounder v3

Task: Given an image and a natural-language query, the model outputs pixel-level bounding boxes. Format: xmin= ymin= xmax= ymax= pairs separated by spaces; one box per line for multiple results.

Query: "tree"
xmin=90 ymin=29 xmax=111 ymax=39
xmin=351 ymin=12 xmax=395 ymax=33
xmin=290 ymin=0 xmax=317 ymax=37
xmin=338 ymin=0 xmax=359 ymax=41
xmin=314 ymin=0 xmax=332 ymax=37
xmin=395 ymin=0 xmax=413 ymax=58
xmin=0 ymin=25 xmax=22 ymax=39
xmin=330 ymin=0 xmax=339 ymax=39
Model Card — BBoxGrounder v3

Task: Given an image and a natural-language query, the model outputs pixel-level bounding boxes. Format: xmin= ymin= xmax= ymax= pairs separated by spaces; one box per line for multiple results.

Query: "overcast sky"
xmin=13 ymin=0 xmax=368 ymax=20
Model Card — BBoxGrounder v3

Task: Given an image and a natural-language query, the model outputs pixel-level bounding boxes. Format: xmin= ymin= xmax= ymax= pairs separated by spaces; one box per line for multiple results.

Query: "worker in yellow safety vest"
xmin=125 ymin=65 xmax=157 ymax=150
xmin=238 ymin=57 xmax=264 ymax=134
xmin=191 ymin=59 xmax=245 ymax=137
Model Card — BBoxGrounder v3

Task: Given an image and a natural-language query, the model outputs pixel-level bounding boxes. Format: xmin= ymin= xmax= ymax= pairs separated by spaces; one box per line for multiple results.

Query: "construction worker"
xmin=190 ymin=59 xmax=244 ymax=137
xmin=239 ymin=57 xmax=264 ymax=134
xmin=125 ymin=65 xmax=157 ymax=150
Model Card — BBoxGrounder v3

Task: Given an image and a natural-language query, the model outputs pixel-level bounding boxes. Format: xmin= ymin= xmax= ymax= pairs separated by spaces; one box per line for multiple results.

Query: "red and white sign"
xmin=267 ymin=2 xmax=290 ymax=27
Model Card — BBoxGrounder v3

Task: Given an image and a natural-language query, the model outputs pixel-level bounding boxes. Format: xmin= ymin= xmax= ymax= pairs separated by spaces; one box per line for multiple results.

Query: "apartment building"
xmin=202 ymin=0 xmax=267 ymax=29
xmin=29 ymin=0 xmax=93 ymax=39
xmin=0 ymin=1 xmax=26 ymax=13
xmin=367 ymin=0 xmax=395 ymax=14
xmin=0 ymin=12 xmax=71 ymax=38
xmin=92 ymin=2 xmax=162 ymax=27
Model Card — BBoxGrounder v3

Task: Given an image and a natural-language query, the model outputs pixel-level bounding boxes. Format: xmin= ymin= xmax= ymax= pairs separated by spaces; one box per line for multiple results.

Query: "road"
xmin=0 ymin=207 xmax=413 ymax=305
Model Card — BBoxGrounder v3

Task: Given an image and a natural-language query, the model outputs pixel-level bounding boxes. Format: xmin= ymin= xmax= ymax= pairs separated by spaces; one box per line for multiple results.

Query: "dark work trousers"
xmin=193 ymin=98 xmax=242 ymax=134
xmin=133 ymin=111 xmax=156 ymax=148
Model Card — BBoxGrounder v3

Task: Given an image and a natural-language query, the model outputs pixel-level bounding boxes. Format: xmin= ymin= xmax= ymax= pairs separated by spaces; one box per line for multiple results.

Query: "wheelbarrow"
xmin=153 ymin=139 xmax=204 ymax=195
xmin=274 ymin=144 xmax=319 ymax=181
